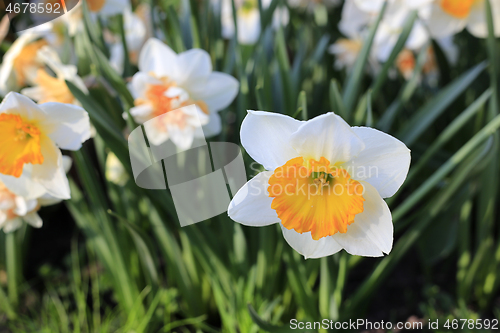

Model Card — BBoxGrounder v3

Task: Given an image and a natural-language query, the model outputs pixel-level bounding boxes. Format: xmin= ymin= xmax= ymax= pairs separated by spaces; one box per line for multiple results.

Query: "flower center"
xmin=440 ymin=0 xmax=477 ymax=19
xmin=33 ymin=69 xmax=75 ymax=104
xmin=0 ymin=114 xmax=44 ymax=178
xmin=87 ymin=0 xmax=106 ymax=12
xmin=12 ymin=39 xmax=48 ymax=86
xmin=268 ymin=156 xmax=365 ymax=240
xmin=134 ymin=77 xmax=209 ymax=128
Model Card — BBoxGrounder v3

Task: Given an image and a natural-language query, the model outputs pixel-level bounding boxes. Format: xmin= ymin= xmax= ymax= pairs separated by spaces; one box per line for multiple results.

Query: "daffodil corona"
xmin=228 ymin=111 xmax=411 ymax=258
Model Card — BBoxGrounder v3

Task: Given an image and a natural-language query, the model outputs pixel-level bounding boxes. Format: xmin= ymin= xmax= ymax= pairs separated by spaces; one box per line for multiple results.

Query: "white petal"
xmin=20 ymin=86 xmax=46 ymax=102
xmin=339 ymin=0 xmax=373 ymax=38
xmin=128 ymin=72 xmax=162 ymax=100
xmin=0 ymin=32 xmax=41 ymax=95
xmin=31 ymin=136 xmax=70 ymax=199
xmin=332 ymin=181 xmax=393 ymax=257
xmin=202 ymin=112 xmax=222 ymax=138
xmin=62 ymin=155 xmax=72 ymax=173
xmin=237 ymin=9 xmax=261 ymax=45
xmin=0 ymin=166 xmax=47 ymax=200
xmin=167 ymin=124 xmax=194 ymax=150
xmin=424 ymin=3 xmax=467 ymax=38
xmin=128 ymin=104 xmax=154 ymax=124
xmin=139 ymin=38 xmax=177 ymax=77
xmin=353 ymin=0 xmax=385 ymax=13
xmin=467 ymin=1 xmax=500 ymax=38
xmin=23 ymin=212 xmax=43 ymax=228
xmin=109 ymin=42 xmax=125 ymax=74
xmin=3 ymin=218 xmax=23 ymax=233
xmin=343 ymin=127 xmax=410 ymax=198
xmin=174 ymin=48 xmax=212 ymax=89
xmin=37 ymin=192 xmax=63 ymax=206
xmin=280 ymin=226 xmax=343 ymax=259
xmin=0 ymin=92 xmax=45 ymax=121
xmin=143 ymin=119 xmax=169 ymax=146
xmin=240 ymin=111 xmax=302 ymax=170
xmin=189 ymin=72 xmax=239 ymax=112
xmin=37 ymin=103 xmax=91 ymax=150
xmin=228 ymin=171 xmax=280 ymax=226
xmin=290 ymin=113 xmax=365 ymax=165
xmin=13 ymin=196 xmax=36 ymax=216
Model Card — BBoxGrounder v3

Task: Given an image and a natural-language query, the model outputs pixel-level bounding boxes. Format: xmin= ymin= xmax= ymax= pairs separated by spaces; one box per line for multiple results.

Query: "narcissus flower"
xmin=127 ymin=38 xmax=239 ymax=149
xmin=0 ymin=93 xmax=90 ymax=200
xmin=337 ymin=0 xmax=429 ymax=63
xmin=228 ymin=111 xmax=411 ymax=258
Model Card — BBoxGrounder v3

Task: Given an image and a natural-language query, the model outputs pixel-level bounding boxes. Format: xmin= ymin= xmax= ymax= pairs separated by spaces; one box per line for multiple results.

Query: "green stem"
xmin=6 ymin=231 xmax=18 ymax=306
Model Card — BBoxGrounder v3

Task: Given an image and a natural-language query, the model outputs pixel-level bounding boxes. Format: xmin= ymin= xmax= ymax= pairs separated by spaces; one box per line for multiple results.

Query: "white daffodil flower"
xmin=21 ymin=46 xmax=87 ymax=105
xmin=0 ymin=93 xmax=90 ymax=200
xmin=0 ymin=156 xmax=72 ymax=233
xmin=228 ymin=111 xmax=411 ymax=259
xmin=126 ymin=38 xmax=239 ymax=149
xmin=408 ymin=0 xmax=500 ymax=38
xmin=338 ymin=0 xmax=429 ymax=63
xmin=220 ymin=0 xmax=289 ymax=45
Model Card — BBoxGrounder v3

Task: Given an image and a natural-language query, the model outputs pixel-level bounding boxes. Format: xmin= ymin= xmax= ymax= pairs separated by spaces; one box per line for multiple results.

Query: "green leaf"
xmin=329 ymin=79 xmax=347 ymax=119
xmin=485 ymin=0 xmax=499 ymax=119
xmin=398 ymin=61 xmax=487 ymax=145
xmin=248 ymin=304 xmax=312 ymax=333
xmin=108 ymin=210 xmax=159 ymax=286
xmin=377 ymin=43 xmax=429 ymax=132
xmin=391 ymin=89 xmax=492 ymax=201
xmin=393 ymin=111 xmax=500 ymax=222
xmin=292 ymin=90 xmax=308 ymax=120
xmin=117 ymin=13 xmax=133 ymax=78
xmin=66 ymin=81 xmax=132 ymax=175
xmin=92 ymin=47 xmax=135 ymax=109
xmin=371 ymin=10 xmax=418 ymax=98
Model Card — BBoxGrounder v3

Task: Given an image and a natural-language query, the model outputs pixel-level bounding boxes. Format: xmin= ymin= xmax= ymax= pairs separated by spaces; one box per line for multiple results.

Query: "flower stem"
xmin=6 ymin=231 xmax=18 ymax=306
